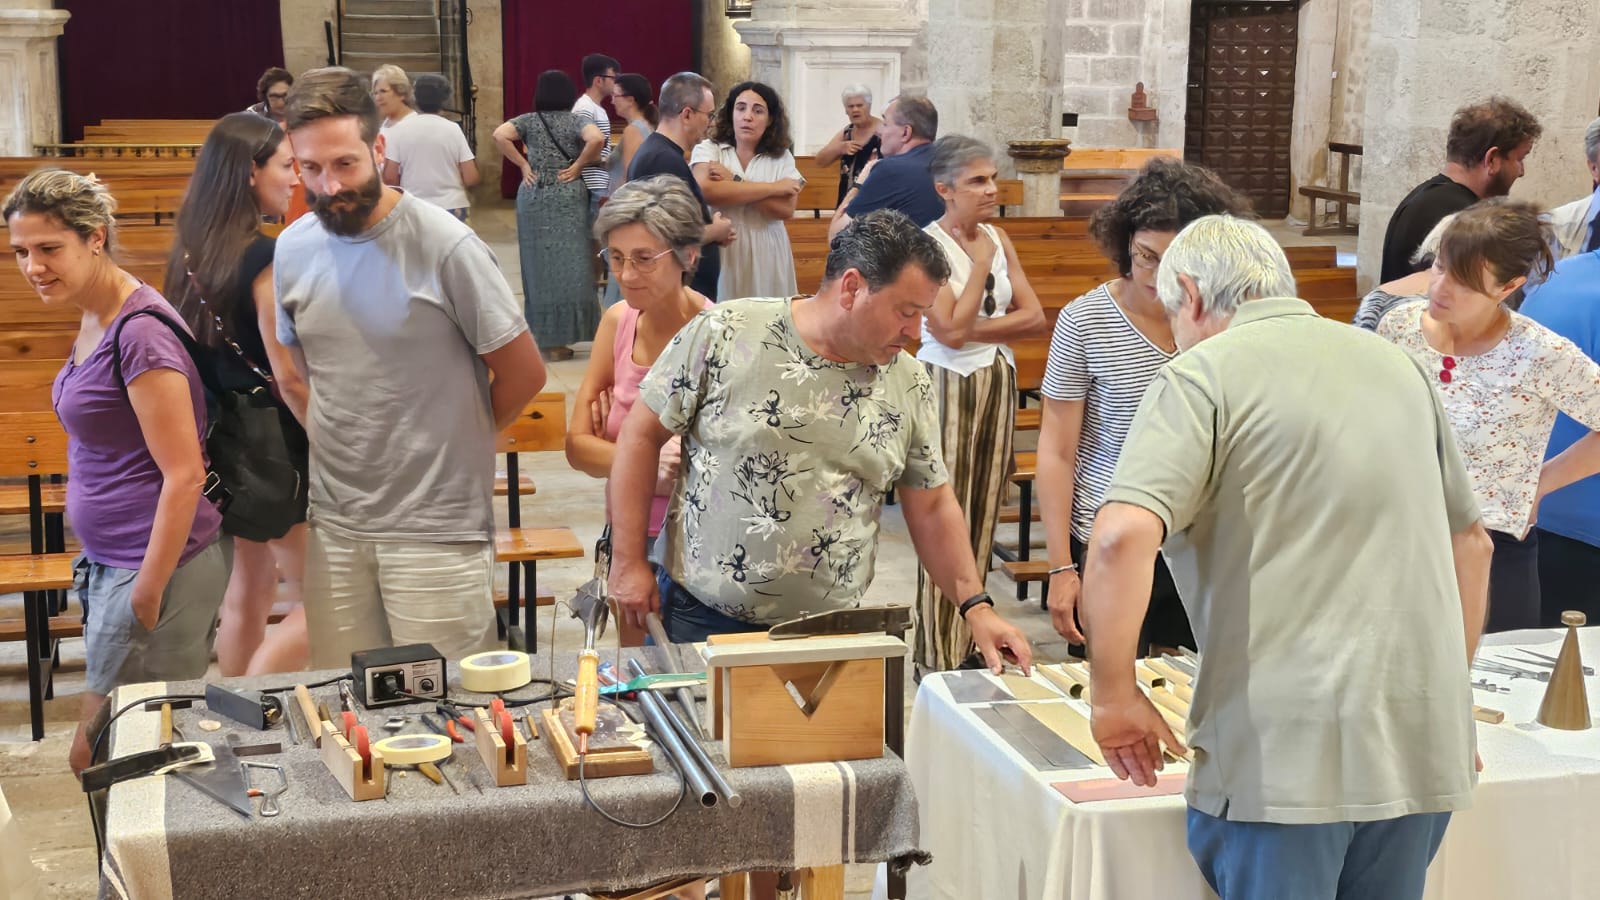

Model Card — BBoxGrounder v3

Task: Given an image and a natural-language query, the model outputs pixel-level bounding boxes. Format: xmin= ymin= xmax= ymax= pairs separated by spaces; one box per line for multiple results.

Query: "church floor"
xmin=0 ymin=202 xmax=1350 ymax=898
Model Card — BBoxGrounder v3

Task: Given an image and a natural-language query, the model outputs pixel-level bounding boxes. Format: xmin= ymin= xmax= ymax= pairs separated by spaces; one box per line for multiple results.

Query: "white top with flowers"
xmin=1379 ymin=300 xmax=1600 ymax=538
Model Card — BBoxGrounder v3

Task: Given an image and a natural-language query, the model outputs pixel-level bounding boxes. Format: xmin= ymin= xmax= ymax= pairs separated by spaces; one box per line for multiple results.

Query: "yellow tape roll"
xmin=371 ymin=734 xmax=452 ymax=765
xmin=460 ymin=650 xmax=533 ymax=693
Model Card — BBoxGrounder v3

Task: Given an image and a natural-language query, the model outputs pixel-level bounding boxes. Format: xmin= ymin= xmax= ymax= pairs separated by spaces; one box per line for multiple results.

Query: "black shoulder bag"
xmin=111 ymin=305 xmax=305 ymax=542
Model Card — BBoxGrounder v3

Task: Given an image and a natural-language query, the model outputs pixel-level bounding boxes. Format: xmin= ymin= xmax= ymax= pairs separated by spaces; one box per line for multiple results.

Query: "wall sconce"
xmin=725 ymin=0 xmax=754 ymax=17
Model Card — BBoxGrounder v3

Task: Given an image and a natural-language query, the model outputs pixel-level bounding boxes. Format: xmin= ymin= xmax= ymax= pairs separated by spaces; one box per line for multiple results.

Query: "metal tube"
xmin=643 ymin=613 xmax=704 ymax=739
xmin=627 ymin=658 xmax=742 ymax=808
xmin=630 ymin=672 xmax=719 ymax=808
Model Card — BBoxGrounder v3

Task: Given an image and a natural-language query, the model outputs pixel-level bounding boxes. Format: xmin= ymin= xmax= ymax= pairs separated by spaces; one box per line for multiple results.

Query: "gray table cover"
xmin=98 ymin=657 xmax=921 ymax=899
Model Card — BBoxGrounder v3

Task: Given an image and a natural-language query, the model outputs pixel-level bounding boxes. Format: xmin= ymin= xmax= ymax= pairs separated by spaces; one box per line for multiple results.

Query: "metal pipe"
xmin=643 ymin=613 xmax=704 ymax=738
xmin=629 ymin=670 xmax=719 ymax=808
xmin=628 ymin=658 xmax=742 ymax=808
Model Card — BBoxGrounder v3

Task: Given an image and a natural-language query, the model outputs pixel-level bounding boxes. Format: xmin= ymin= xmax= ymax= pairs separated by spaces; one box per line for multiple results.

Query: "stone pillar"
xmin=1356 ymin=0 xmax=1600 ymax=289
xmin=734 ymin=1 xmax=920 ymax=155
xmin=1008 ymin=139 xmax=1072 ymax=216
xmin=925 ymin=0 xmax=1065 ymax=176
xmin=0 ymin=6 xmax=70 ymax=155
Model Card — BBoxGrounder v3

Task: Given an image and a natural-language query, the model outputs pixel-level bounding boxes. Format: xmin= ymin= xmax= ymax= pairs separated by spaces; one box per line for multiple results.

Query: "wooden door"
xmin=1184 ymin=2 xmax=1299 ymax=217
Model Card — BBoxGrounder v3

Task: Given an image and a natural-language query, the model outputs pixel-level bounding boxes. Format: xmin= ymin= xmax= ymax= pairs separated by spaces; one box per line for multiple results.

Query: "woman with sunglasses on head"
xmin=1378 ymin=198 xmax=1600 ymax=633
xmin=165 ymin=111 xmax=311 ymax=676
xmin=912 ymin=135 xmax=1047 ymax=672
xmin=1035 ymin=158 xmax=1249 ymax=652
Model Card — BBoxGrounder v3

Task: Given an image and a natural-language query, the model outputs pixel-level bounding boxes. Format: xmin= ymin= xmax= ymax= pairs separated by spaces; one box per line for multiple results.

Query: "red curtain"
xmin=500 ymin=0 xmax=695 ymax=197
xmin=59 ymin=0 xmax=287 ymax=141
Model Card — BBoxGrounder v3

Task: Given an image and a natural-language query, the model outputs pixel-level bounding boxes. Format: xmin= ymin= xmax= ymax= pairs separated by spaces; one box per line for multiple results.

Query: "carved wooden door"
xmin=1184 ymin=2 xmax=1300 ymax=218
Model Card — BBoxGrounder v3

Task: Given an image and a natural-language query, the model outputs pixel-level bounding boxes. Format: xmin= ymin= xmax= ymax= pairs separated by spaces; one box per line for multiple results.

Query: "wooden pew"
xmin=1059 ymin=147 xmax=1181 ymax=216
xmin=0 ymin=359 xmax=64 ymax=414
xmin=81 ymin=119 xmax=215 ymax=146
xmin=0 ymin=157 xmax=195 ymax=224
xmin=791 ymin=154 xmax=1024 ymax=218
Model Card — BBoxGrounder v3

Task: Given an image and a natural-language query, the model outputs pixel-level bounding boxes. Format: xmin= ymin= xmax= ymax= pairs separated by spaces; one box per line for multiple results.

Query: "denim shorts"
xmin=77 ymin=539 xmax=228 ymax=695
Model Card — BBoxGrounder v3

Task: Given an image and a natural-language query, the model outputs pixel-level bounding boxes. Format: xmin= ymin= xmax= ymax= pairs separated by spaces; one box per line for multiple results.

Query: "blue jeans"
xmin=654 ymin=567 xmax=759 ymax=643
xmin=1187 ymin=807 xmax=1451 ymax=900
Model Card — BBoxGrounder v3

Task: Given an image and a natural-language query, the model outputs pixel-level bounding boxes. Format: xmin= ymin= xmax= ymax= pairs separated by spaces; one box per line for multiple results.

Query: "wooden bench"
xmin=1299 ymin=142 xmax=1362 ymax=236
xmin=0 ymin=412 xmax=76 ymax=741
xmin=1059 ymin=148 xmax=1181 ymax=217
xmin=495 ymin=393 xmax=583 ymax=650
xmin=791 ymin=154 xmax=1024 ymax=218
xmin=0 ymin=157 xmax=196 ymax=224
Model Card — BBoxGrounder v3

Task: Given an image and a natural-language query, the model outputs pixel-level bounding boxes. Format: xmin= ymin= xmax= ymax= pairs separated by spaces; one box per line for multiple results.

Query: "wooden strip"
xmin=997 ymin=672 xmax=1058 ymax=701
xmin=1037 ymin=664 xmax=1085 ymax=699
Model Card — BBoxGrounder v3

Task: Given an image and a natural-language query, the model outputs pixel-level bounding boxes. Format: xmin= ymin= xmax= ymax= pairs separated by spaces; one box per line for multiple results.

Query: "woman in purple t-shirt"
xmin=5 ymin=169 xmax=227 ymax=775
xmin=564 ymin=177 xmax=712 ymax=642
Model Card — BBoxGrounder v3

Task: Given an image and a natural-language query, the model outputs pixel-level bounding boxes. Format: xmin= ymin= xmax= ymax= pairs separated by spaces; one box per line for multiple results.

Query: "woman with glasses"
xmin=691 ymin=80 xmax=803 ymax=300
xmin=493 ymin=69 xmax=606 ymax=361
xmin=1035 ymin=158 xmax=1248 ymax=650
xmin=372 ymin=65 xmax=416 ymax=139
xmin=565 ymin=176 xmax=713 ymax=553
xmin=1378 ymin=199 xmax=1600 ymax=632
xmin=913 ymin=136 xmax=1047 ymax=671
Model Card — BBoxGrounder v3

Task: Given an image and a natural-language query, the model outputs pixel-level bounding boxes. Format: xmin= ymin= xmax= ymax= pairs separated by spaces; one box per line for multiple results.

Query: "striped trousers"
xmin=914 ymin=354 xmax=1016 ymax=670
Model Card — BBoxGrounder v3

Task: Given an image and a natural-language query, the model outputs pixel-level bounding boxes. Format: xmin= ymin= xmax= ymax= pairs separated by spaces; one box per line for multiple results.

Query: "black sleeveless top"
xmin=835 ymin=125 xmax=883 ymax=206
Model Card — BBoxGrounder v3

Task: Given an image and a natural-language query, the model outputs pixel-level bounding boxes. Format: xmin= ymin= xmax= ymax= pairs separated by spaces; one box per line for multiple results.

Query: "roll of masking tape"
xmin=371 ymin=733 xmax=453 ymax=765
xmin=460 ymin=650 xmax=533 ymax=693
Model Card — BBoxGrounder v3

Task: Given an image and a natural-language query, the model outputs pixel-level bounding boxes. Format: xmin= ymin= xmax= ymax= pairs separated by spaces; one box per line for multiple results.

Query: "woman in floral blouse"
xmin=1378 ymin=198 xmax=1600 ymax=632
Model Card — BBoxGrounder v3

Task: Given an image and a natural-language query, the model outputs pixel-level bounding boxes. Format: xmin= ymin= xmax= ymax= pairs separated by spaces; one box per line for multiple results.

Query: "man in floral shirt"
xmin=608 ymin=210 xmax=1033 ymax=673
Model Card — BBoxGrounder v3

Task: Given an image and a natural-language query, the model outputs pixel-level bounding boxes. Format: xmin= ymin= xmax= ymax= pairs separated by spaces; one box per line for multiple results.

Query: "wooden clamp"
xmin=317 ymin=720 xmax=385 ymax=801
xmin=474 ymin=705 xmax=529 ymax=786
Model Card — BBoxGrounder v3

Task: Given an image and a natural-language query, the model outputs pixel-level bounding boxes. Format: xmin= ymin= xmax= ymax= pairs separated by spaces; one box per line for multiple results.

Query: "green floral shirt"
xmin=640 ymin=297 xmax=948 ymax=624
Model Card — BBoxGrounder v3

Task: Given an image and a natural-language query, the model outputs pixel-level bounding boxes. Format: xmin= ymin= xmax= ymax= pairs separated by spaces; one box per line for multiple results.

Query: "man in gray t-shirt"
xmin=1080 ymin=216 xmax=1493 ymax=900
xmin=607 ymin=210 xmax=1033 ymax=673
xmin=276 ymin=67 xmax=546 ymax=667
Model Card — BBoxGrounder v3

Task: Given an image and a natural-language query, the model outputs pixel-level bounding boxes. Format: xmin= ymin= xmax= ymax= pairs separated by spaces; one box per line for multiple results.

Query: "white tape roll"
xmin=371 ymin=733 xmax=452 ymax=765
xmin=460 ymin=650 xmax=532 ymax=693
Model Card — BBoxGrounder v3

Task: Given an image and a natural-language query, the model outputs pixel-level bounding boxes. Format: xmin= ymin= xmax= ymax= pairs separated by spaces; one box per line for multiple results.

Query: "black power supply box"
xmin=351 ymin=643 xmax=446 ymax=708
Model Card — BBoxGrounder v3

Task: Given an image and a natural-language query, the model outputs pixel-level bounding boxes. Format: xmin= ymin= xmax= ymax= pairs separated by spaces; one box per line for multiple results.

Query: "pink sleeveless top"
xmin=605 ymin=299 xmax=713 ymax=535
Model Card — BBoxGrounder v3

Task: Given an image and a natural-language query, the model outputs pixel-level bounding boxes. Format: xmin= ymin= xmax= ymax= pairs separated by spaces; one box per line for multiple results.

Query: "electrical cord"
xmin=83 ymin=691 xmax=207 ymax=861
xmin=577 ymin=705 xmax=687 ymax=829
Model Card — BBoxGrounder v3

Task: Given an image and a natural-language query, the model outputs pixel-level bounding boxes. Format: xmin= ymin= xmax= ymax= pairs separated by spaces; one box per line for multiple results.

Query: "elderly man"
xmin=607 ymin=209 xmax=1033 ymax=674
xmin=1080 ymin=215 xmax=1492 ymax=900
xmin=814 ymin=84 xmax=884 ymax=208
xmin=1550 ymin=117 xmax=1600 ymax=259
xmin=828 ymin=95 xmax=942 ymax=239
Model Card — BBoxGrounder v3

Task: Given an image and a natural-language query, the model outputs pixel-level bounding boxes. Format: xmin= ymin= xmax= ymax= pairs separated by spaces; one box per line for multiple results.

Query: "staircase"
xmin=336 ymin=0 xmax=475 ymax=149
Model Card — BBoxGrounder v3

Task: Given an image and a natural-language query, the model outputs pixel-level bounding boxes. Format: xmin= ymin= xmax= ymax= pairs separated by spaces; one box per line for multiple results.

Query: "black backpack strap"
xmin=109 ymin=307 xmax=225 ymax=404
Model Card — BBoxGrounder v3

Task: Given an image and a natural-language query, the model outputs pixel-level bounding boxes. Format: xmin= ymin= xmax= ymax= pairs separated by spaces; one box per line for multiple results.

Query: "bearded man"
xmin=275 ymin=67 xmax=547 ymax=666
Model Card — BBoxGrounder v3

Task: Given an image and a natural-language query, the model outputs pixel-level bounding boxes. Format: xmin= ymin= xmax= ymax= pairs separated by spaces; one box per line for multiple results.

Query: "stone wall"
xmin=279 ymin=0 xmax=337 ymax=76
xmin=702 ymin=1 xmax=752 ymax=91
xmin=1356 ymin=0 xmax=1600 ymax=287
xmin=1058 ymin=0 xmax=1188 ymax=150
xmin=466 ymin=0 xmax=504 ymax=201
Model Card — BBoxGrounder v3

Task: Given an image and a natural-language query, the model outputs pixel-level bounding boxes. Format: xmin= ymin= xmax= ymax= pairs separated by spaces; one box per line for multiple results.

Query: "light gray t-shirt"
xmin=1104 ymin=297 xmax=1481 ymax=825
xmin=276 ymin=192 xmax=528 ymax=542
xmin=639 ymin=298 xmax=948 ymax=624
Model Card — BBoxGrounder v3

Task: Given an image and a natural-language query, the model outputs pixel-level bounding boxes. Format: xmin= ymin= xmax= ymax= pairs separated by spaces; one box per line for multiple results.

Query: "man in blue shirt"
xmin=828 ymin=95 xmax=943 ymax=239
xmin=1550 ymin=117 xmax=1600 ymax=259
xmin=1519 ymin=246 xmax=1600 ymax=624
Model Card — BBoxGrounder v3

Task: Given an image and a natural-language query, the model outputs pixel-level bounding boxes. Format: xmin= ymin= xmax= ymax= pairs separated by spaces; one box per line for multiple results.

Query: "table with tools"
xmin=892 ymin=626 xmax=1600 ymax=900
xmin=93 ymin=612 xmax=924 ymax=900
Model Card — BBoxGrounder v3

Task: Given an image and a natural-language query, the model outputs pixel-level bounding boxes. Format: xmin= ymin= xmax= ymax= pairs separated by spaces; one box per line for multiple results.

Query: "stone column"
xmin=0 ymin=6 xmax=70 ymax=155
xmin=925 ymin=0 xmax=1065 ymax=176
xmin=1356 ymin=0 xmax=1600 ymax=289
xmin=1008 ymin=139 xmax=1072 ymax=216
xmin=734 ymin=1 xmax=921 ymax=155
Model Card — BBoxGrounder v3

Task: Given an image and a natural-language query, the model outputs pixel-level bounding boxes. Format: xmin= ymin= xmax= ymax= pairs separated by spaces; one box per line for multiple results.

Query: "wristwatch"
xmin=958 ymin=592 xmax=995 ymax=619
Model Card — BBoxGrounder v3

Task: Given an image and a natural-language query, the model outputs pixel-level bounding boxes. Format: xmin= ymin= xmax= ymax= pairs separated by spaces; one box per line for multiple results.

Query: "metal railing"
xmin=33 ymin=143 xmax=201 ymax=159
xmin=438 ymin=0 xmax=475 ymax=152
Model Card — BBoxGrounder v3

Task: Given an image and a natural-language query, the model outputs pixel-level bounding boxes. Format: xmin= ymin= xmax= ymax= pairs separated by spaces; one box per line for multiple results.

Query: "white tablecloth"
xmin=890 ymin=627 xmax=1600 ymax=900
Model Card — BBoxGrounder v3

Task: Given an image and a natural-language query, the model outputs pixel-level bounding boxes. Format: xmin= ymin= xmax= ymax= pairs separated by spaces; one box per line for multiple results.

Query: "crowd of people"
xmin=7 ymin=50 xmax=1600 ymax=900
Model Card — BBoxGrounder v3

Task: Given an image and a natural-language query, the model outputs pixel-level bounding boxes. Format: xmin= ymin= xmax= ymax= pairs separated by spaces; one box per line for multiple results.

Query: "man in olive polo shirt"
xmin=1079 ymin=215 xmax=1494 ymax=900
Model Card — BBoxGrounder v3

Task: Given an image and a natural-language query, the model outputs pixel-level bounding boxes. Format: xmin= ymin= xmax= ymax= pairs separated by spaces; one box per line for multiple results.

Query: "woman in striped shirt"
xmin=1037 ymin=159 xmax=1248 ymax=649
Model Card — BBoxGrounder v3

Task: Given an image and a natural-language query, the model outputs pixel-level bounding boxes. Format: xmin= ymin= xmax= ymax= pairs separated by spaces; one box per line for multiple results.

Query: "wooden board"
xmin=723 ymin=657 xmax=884 ymax=767
xmin=702 ymin=632 xmax=906 ymax=668
xmin=540 ymin=702 xmax=653 ymax=779
xmin=997 ymin=672 xmax=1059 ymax=701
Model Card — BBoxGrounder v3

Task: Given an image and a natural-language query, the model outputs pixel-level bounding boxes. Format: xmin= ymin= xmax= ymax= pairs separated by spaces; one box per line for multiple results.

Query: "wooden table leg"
xmin=719 ymin=873 xmax=749 ymax=900
xmin=799 ymin=865 xmax=845 ymax=900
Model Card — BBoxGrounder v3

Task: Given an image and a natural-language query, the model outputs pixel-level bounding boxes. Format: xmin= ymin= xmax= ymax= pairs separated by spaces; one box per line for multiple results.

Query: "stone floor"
xmin=0 ymin=203 xmax=1354 ymax=898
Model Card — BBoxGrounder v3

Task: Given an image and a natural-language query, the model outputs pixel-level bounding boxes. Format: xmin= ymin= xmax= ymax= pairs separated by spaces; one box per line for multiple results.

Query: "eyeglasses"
xmin=599 ymin=247 xmax=674 ymax=275
xmin=983 ymin=273 xmax=997 ymax=316
xmin=1130 ymin=243 xmax=1162 ymax=271
xmin=1439 ymin=355 xmax=1457 ymax=384
xmin=267 ymin=92 xmax=289 ymax=102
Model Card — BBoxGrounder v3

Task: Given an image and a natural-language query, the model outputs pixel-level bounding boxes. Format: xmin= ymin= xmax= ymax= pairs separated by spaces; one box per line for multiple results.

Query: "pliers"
xmin=431 ymin=703 xmax=476 ymax=743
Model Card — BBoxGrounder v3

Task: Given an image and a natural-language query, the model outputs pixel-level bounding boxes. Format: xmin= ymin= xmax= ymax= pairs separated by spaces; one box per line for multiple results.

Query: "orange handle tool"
xmin=575 ymin=649 xmax=600 ymax=755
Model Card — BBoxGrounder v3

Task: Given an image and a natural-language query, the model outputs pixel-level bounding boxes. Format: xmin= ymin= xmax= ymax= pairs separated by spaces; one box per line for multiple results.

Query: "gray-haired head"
xmin=1155 ymin=215 xmax=1297 ymax=320
xmin=841 ymin=84 xmax=872 ymax=107
xmin=929 ymin=135 xmax=994 ymax=189
xmin=824 ymin=209 xmax=951 ymax=290
xmin=1410 ymin=211 xmax=1457 ymax=267
xmin=593 ymin=175 xmax=705 ymax=281
xmin=1586 ymin=117 xmax=1600 ymax=166
xmin=659 ymin=71 xmax=713 ymax=118
xmin=887 ymin=95 xmax=938 ymax=141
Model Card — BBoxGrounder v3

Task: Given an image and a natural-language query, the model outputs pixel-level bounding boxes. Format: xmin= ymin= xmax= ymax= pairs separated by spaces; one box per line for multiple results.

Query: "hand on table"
xmin=1091 ymin=689 xmax=1186 ymax=787
xmin=966 ymin=605 xmax=1033 ymax=675
xmin=1046 ymin=569 xmax=1085 ymax=643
